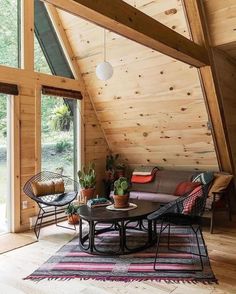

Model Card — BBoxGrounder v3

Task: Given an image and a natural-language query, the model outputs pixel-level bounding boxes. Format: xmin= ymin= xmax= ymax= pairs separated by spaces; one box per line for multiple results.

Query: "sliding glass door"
xmin=0 ymin=94 xmax=12 ymax=234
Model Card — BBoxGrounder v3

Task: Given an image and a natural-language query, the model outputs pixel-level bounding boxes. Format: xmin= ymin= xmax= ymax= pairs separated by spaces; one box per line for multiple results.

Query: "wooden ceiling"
xmin=56 ymin=0 xmax=220 ymax=171
xmin=204 ymin=0 xmax=236 ymax=59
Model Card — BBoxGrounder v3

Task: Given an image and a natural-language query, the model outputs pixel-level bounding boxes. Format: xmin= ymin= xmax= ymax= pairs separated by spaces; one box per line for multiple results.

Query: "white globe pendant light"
xmin=96 ymin=61 xmax=113 ymax=81
xmin=96 ymin=30 xmax=113 ymax=81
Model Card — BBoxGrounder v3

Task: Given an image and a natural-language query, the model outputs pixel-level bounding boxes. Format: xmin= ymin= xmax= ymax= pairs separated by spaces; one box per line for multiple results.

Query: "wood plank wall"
xmin=19 ymin=86 xmax=38 ymax=230
xmin=57 ymin=0 xmax=219 ymax=172
xmin=204 ymin=0 xmax=236 ymax=59
xmin=84 ymin=98 xmax=110 ymax=195
xmin=212 ymin=50 xmax=236 ymax=175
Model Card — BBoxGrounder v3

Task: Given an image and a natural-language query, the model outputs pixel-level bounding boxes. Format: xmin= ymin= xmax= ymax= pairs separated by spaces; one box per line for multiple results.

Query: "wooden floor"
xmin=0 ymin=213 xmax=235 ymax=294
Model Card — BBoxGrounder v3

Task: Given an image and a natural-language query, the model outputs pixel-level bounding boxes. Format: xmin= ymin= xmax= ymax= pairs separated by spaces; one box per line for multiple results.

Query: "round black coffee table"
xmin=78 ymin=199 xmax=160 ymax=255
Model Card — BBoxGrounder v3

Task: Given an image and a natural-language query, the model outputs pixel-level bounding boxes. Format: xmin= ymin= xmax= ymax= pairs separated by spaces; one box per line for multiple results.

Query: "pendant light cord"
xmin=104 ymin=29 xmax=106 ymax=62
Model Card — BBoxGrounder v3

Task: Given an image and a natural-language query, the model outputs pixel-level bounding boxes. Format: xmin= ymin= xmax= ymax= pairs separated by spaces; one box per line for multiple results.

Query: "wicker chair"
xmin=147 ymin=182 xmax=212 ymax=272
xmin=23 ymin=171 xmax=79 ymax=239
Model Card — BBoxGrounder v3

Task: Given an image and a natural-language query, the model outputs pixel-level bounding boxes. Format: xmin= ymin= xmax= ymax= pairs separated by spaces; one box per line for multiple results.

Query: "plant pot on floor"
xmin=67 ymin=214 xmax=80 ymax=225
xmin=80 ymin=187 xmax=95 ymax=203
xmin=113 ymin=194 xmax=129 ymax=208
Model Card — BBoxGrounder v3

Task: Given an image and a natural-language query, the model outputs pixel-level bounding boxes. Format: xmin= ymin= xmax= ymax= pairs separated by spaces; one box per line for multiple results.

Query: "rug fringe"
xmin=24 ymin=275 xmax=218 ymax=285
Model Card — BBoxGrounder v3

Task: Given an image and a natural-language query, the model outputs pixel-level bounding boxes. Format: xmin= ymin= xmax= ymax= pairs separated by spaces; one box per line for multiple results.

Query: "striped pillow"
xmin=192 ymin=172 xmax=214 ymax=185
xmin=182 ymin=186 xmax=203 ymax=214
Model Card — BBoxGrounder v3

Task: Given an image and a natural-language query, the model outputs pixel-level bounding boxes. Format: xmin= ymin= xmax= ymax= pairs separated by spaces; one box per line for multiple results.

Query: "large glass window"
xmin=34 ymin=35 xmax=52 ymax=75
xmin=41 ymin=95 xmax=78 ymax=180
xmin=0 ymin=0 xmax=19 ymax=67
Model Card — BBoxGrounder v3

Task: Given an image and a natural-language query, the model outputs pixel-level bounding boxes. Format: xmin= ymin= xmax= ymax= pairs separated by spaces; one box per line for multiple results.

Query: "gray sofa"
xmin=130 ymin=169 xmax=200 ymax=203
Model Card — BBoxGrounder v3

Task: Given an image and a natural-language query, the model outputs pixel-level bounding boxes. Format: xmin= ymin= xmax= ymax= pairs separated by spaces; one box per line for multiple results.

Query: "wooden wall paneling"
xmin=203 ymin=0 xmax=236 ymax=59
xmin=182 ymin=0 xmax=233 ymax=173
xmin=43 ymin=0 xmax=209 ymax=67
xmin=19 ymin=91 xmax=37 ymax=227
xmin=57 ymin=1 xmax=219 ymax=172
xmin=46 ymin=4 xmax=110 ymax=194
xmin=212 ymin=49 xmax=236 ymax=174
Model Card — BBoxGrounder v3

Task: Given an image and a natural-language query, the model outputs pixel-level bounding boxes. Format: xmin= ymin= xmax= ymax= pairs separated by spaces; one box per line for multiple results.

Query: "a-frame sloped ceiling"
xmin=57 ymin=0 xmax=219 ymax=171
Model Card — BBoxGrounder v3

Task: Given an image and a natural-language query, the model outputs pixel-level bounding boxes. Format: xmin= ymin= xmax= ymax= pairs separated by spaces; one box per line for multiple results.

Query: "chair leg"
xmin=34 ymin=208 xmax=44 ymax=240
xmin=210 ymin=208 xmax=214 ymax=234
xmin=154 ymin=221 xmax=169 ymax=271
xmin=226 ymin=193 xmax=232 ymax=222
xmin=192 ymin=226 xmax=203 ymax=271
xmin=55 ymin=206 xmax=77 ymax=231
xmin=167 ymin=223 xmax=170 ymax=250
xmin=154 ymin=221 xmax=163 ymax=271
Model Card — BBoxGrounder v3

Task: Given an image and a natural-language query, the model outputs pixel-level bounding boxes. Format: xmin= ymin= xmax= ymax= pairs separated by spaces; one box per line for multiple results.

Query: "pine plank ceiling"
xmin=204 ymin=0 xmax=236 ymax=60
xmin=57 ymin=0 xmax=220 ymax=171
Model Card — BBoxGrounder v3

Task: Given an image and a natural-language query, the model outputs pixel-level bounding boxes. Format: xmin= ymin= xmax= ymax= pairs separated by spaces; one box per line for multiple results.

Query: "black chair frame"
xmin=23 ymin=171 xmax=79 ymax=239
xmin=148 ymin=182 xmax=211 ymax=272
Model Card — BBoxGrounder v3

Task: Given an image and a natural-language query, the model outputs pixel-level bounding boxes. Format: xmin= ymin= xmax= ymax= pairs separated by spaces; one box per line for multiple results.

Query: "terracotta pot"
xmin=80 ymin=187 xmax=95 ymax=203
xmin=67 ymin=214 xmax=80 ymax=225
xmin=113 ymin=194 xmax=129 ymax=208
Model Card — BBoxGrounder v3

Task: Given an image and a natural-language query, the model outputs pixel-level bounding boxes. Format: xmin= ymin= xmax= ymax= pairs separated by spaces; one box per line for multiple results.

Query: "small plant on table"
xmin=113 ymin=177 xmax=129 ymax=208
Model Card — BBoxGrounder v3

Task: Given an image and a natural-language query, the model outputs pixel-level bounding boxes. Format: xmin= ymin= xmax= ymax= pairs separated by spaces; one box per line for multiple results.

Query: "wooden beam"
xmin=42 ymin=0 xmax=209 ymax=68
xmin=182 ymin=0 xmax=233 ymax=173
xmin=21 ymin=0 xmax=34 ymax=71
xmin=0 ymin=65 xmax=82 ymax=92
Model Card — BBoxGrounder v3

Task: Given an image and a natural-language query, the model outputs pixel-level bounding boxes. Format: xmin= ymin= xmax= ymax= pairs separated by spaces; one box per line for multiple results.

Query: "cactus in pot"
xmin=78 ymin=162 xmax=96 ymax=202
xmin=113 ymin=177 xmax=129 ymax=208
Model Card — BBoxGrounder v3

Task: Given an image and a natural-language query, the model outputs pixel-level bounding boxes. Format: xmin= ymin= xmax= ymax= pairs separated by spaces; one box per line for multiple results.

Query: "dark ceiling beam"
xmin=42 ymin=0 xmax=209 ymax=68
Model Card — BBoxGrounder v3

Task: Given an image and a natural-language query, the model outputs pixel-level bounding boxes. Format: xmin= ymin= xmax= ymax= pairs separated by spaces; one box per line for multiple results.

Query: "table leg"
xmin=79 ymin=218 xmax=83 ymax=245
xmin=89 ymin=221 xmax=95 ymax=253
xmin=148 ymin=219 xmax=153 ymax=243
xmin=120 ymin=220 xmax=125 ymax=254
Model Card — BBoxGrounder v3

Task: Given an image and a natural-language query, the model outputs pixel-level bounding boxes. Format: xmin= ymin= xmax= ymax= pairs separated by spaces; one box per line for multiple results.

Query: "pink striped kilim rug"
xmin=24 ymin=224 xmax=217 ymax=284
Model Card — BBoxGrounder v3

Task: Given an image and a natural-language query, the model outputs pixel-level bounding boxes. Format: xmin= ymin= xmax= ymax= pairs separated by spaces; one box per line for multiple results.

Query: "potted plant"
xmin=78 ymin=162 xmax=96 ymax=202
xmin=65 ymin=203 xmax=80 ymax=224
xmin=115 ymin=162 xmax=126 ymax=178
xmin=113 ymin=177 xmax=129 ymax=208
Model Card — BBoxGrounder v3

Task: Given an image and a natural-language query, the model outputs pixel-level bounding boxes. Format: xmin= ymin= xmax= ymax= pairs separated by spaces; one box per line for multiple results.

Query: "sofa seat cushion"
xmin=129 ymin=191 xmax=179 ymax=203
xmin=155 ymin=170 xmax=195 ymax=195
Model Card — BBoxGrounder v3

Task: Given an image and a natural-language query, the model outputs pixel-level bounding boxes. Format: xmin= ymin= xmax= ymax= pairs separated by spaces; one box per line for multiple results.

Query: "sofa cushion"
xmin=192 ymin=171 xmax=214 ymax=185
xmin=174 ymin=181 xmax=201 ymax=196
xmin=129 ymin=191 xmax=179 ymax=203
xmin=208 ymin=173 xmax=233 ymax=196
xmin=155 ymin=170 xmax=194 ymax=195
xmin=182 ymin=186 xmax=203 ymax=214
xmin=131 ymin=175 xmax=158 ymax=193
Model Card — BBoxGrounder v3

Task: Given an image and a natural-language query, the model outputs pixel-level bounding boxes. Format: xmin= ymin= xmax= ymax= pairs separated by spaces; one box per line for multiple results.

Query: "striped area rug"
xmin=24 ymin=224 xmax=217 ymax=283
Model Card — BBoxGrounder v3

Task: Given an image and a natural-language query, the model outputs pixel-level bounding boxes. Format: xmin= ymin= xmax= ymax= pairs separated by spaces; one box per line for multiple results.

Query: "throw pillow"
xmin=53 ymin=179 xmax=65 ymax=194
xmin=131 ymin=174 xmax=155 ymax=184
xmin=31 ymin=180 xmax=55 ymax=196
xmin=174 ymin=181 xmax=201 ymax=196
xmin=192 ymin=171 xmax=214 ymax=185
xmin=182 ymin=185 xmax=203 ymax=214
xmin=208 ymin=173 xmax=233 ymax=197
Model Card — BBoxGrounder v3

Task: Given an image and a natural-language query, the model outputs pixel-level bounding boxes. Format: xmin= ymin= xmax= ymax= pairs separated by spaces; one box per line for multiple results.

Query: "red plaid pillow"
xmin=174 ymin=181 xmax=201 ymax=196
xmin=182 ymin=185 xmax=203 ymax=214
